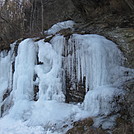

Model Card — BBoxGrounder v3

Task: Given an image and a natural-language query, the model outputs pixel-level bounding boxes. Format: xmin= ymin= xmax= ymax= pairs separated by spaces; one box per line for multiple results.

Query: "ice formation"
xmin=0 ymin=21 xmax=133 ymax=134
xmin=64 ymin=34 xmax=123 ymax=90
xmin=35 ymin=36 xmax=65 ymax=102
xmin=0 ymin=51 xmax=11 ymax=116
xmin=44 ymin=20 xmax=75 ymax=35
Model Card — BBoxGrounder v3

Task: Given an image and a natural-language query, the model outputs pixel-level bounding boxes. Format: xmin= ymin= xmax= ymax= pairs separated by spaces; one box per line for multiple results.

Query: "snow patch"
xmin=44 ymin=20 xmax=75 ymax=35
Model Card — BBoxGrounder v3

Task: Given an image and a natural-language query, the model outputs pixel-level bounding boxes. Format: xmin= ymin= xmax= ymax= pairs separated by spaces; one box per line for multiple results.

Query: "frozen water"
xmin=0 ymin=21 xmax=133 ymax=133
xmin=35 ymin=36 xmax=65 ymax=102
xmin=84 ymin=86 xmax=124 ymax=116
xmin=44 ymin=20 xmax=75 ymax=35
xmin=0 ymin=116 xmax=45 ymax=134
xmin=64 ymin=34 xmax=123 ymax=91
xmin=9 ymin=39 xmax=36 ymax=119
xmin=0 ymin=51 xmax=11 ymax=116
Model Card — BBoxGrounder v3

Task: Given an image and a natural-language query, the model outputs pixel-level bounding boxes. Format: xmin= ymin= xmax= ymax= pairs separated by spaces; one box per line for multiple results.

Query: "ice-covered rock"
xmin=0 ymin=21 xmax=133 ymax=133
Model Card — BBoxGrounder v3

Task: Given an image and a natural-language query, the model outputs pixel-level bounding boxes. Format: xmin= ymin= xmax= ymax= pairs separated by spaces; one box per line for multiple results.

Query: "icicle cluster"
xmin=64 ymin=34 xmax=123 ymax=92
xmin=0 ymin=21 xmax=133 ymax=133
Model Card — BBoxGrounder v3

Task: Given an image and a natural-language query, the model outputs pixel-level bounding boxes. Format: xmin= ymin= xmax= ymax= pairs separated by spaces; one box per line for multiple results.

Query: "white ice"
xmin=0 ymin=51 xmax=11 ymax=116
xmin=65 ymin=34 xmax=123 ymax=91
xmin=35 ymin=36 xmax=65 ymax=102
xmin=10 ymin=38 xmax=36 ymax=119
xmin=44 ymin=20 xmax=75 ymax=35
xmin=0 ymin=21 xmax=133 ymax=134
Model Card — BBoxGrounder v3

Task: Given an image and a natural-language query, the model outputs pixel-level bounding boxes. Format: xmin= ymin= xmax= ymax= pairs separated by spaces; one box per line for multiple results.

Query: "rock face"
xmin=71 ymin=0 xmax=134 ymax=16
xmin=66 ymin=117 xmax=133 ymax=134
xmin=66 ymin=118 xmax=106 ymax=134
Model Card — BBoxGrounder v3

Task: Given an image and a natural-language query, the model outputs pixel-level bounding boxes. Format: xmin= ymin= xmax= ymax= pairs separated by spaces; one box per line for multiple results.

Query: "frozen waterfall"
xmin=0 ymin=21 xmax=132 ymax=133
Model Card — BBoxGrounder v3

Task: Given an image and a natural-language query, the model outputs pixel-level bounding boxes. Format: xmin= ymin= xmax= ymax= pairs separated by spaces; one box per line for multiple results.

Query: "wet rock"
xmin=122 ymin=79 xmax=134 ymax=125
xmin=112 ymin=118 xmax=133 ymax=134
xmin=66 ymin=117 xmax=107 ymax=134
xmin=65 ymin=76 xmax=86 ymax=103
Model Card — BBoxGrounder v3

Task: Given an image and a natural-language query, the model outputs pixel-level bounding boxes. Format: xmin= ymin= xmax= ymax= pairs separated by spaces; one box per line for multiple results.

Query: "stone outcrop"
xmin=66 ymin=118 xmax=106 ymax=134
xmin=66 ymin=117 xmax=133 ymax=134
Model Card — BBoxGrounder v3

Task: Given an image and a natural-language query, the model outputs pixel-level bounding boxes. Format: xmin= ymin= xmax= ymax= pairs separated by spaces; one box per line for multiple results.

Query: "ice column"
xmin=35 ymin=35 xmax=65 ymax=102
xmin=0 ymin=51 xmax=11 ymax=116
xmin=10 ymin=39 xmax=36 ymax=119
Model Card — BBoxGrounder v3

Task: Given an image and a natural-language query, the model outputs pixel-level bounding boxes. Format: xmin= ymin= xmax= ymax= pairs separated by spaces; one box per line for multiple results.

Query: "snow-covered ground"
xmin=0 ymin=21 xmax=133 ymax=134
xmin=0 ymin=100 xmax=89 ymax=134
